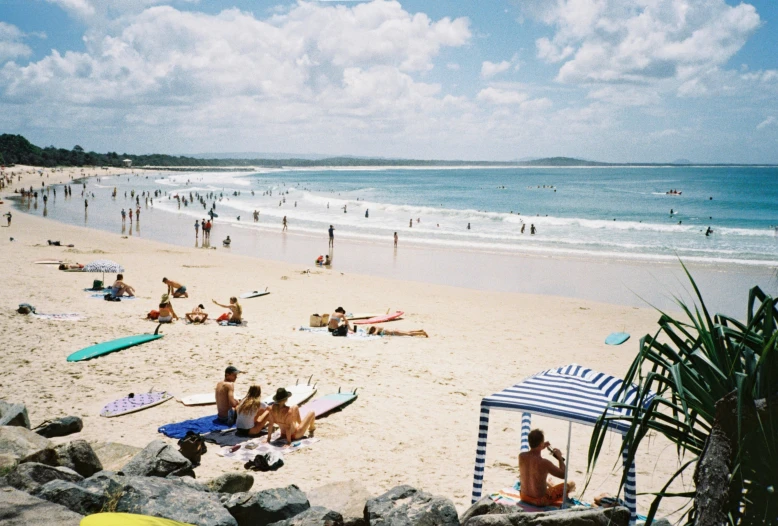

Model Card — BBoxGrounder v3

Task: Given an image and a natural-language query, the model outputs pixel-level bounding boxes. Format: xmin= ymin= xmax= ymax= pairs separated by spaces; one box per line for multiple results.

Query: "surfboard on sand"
xmin=300 ymin=388 xmax=358 ymax=419
xmin=346 ymin=313 xmax=380 ymax=321
xmin=67 ymin=325 xmax=164 ymax=362
xmin=353 ymin=311 xmax=404 ymax=325
xmin=605 ymin=332 xmax=630 ymax=345
xmin=100 ymin=391 xmax=173 ymax=417
xmin=34 ymin=259 xmax=63 ymax=265
xmin=179 ymin=377 xmax=316 ymax=407
xmin=240 ymin=288 xmax=269 ymax=299
xmin=81 ymin=512 xmax=192 ymax=526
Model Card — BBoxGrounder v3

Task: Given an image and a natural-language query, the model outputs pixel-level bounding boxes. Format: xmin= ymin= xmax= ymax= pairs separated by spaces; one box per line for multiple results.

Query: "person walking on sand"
xmin=394 ymin=232 xmax=398 ymax=247
xmin=282 ymin=216 xmax=287 ymax=231
xmin=328 ymin=225 xmax=335 ymax=248
xmin=4 ymin=211 xmax=11 ymax=227
xmin=518 ymin=428 xmax=575 ymax=506
xmin=216 ymin=365 xmax=243 ymax=425
xmin=163 ymin=277 xmax=189 ymax=298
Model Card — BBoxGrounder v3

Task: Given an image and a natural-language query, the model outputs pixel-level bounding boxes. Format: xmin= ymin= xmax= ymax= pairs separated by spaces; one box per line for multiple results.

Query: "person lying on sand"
xmin=158 ymin=301 xmax=179 ymax=323
xmin=518 ymin=428 xmax=575 ymax=507
xmin=185 ymin=304 xmax=208 ymax=324
xmin=111 ymin=273 xmax=136 ymax=297
xmin=327 ymin=307 xmax=352 ymax=333
xmin=235 ymin=385 xmax=270 ymax=437
xmin=367 ymin=326 xmax=428 ymax=337
xmin=266 ymin=387 xmax=315 ymax=447
xmin=216 ymin=365 xmax=242 ymax=425
xmin=58 ymin=263 xmax=83 ymax=270
xmin=162 ymin=277 xmax=188 ymax=298
xmin=212 ymin=297 xmax=242 ymax=324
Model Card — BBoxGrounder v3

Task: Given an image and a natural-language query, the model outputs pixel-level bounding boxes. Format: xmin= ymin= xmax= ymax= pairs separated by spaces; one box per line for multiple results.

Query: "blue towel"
xmin=158 ymin=415 xmax=232 ymax=439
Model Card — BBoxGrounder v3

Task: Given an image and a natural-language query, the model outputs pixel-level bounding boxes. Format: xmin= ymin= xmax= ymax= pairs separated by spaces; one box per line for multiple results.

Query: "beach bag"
xmin=91 ymin=279 xmax=103 ymax=290
xmin=177 ymin=431 xmax=207 ymax=465
xmin=332 ymin=324 xmax=348 ymax=337
xmin=148 ymin=310 xmax=160 ymax=320
xmin=17 ymin=303 xmax=36 ymax=315
xmin=309 ymin=314 xmax=323 ymax=327
xmin=244 ymin=451 xmax=284 ymax=472
xmin=217 ymin=313 xmax=230 ymax=322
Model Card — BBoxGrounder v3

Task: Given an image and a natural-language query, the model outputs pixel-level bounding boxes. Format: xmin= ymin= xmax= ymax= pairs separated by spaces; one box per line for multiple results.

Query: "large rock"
xmin=364 ymin=485 xmax=459 ymax=526
xmin=0 ymin=484 xmax=83 ymax=525
xmin=225 ymin=485 xmax=310 ymax=526
xmin=461 ymin=506 xmax=630 ymax=526
xmin=5 ymin=462 xmax=83 ymax=493
xmin=0 ymin=454 xmax=19 ymax=476
xmin=34 ymin=416 xmax=83 ymax=438
xmin=113 ymin=475 xmax=237 ymax=526
xmin=90 ymin=441 xmax=142 ymax=471
xmin=208 ymin=472 xmax=254 ymax=494
xmin=120 ymin=439 xmax=194 ymax=478
xmin=459 ymin=496 xmax=514 ymax=525
xmin=308 ymin=480 xmax=372 ymax=526
xmin=0 ymin=402 xmax=30 ymax=428
xmin=269 ymin=506 xmax=344 ymax=526
xmin=54 ymin=440 xmax=103 ymax=477
xmin=0 ymin=426 xmax=51 ymax=460
xmin=32 ymin=479 xmax=107 ymax=515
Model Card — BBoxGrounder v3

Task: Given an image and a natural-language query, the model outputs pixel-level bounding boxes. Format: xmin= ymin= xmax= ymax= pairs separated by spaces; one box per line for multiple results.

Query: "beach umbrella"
xmin=83 ymin=259 xmax=124 ymax=282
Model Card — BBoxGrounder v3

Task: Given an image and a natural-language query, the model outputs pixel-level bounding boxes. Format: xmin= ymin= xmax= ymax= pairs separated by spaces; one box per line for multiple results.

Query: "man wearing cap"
xmin=216 ymin=366 xmax=242 ymax=425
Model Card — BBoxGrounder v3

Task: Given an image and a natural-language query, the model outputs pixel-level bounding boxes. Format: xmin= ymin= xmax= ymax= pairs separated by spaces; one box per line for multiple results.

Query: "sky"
xmin=0 ymin=0 xmax=777 ymax=162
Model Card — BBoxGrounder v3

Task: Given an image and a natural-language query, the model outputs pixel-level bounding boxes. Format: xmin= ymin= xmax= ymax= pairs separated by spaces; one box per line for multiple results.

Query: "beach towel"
xmin=489 ymin=482 xmax=587 ymax=512
xmin=157 ymin=415 xmax=232 ymax=439
xmin=201 ymin=428 xmax=260 ymax=446
xmin=298 ymin=326 xmax=382 ymax=340
xmin=32 ymin=313 xmax=83 ymax=321
xmin=216 ymin=432 xmax=318 ymax=463
xmin=218 ymin=320 xmax=247 ymax=326
xmin=89 ymin=293 xmax=137 ymax=300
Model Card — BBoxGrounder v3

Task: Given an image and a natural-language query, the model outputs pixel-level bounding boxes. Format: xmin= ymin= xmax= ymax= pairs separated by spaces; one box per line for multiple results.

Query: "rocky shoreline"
xmin=1 ymin=402 xmax=652 ymax=526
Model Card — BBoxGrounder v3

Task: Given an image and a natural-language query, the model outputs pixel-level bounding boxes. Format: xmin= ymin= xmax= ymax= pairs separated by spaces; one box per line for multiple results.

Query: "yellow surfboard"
xmin=81 ymin=513 xmax=193 ymax=526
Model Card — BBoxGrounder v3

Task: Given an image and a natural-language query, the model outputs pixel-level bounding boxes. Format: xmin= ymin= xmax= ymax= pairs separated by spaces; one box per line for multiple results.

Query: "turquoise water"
xmin=141 ymin=165 xmax=778 ymax=266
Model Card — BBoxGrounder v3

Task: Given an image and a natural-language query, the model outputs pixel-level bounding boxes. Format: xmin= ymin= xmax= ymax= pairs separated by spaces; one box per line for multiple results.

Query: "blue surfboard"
xmin=68 ymin=326 xmax=164 ymax=362
xmin=605 ymin=332 xmax=630 ymax=345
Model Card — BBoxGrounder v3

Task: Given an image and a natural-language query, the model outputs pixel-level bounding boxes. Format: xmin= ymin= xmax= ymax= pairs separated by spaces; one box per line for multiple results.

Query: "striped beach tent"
xmin=472 ymin=364 xmax=655 ymax=525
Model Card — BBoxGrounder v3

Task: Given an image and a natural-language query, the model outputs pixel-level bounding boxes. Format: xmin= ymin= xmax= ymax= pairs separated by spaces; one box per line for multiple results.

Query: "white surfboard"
xmin=178 ymin=390 xmax=248 ymax=406
xmin=262 ymin=383 xmax=317 ymax=407
xmin=240 ymin=288 xmax=269 ymax=299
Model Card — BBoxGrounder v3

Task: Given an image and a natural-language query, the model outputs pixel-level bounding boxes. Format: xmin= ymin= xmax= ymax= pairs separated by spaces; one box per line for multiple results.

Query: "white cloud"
xmin=446 ymin=62 xmax=460 ymax=70
xmin=481 ymin=60 xmax=511 ymax=78
xmin=588 ymin=85 xmax=661 ymax=106
xmin=741 ymin=69 xmax=778 ymax=83
xmin=0 ymin=22 xmax=33 ymax=64
xmin=525 ymin=0 xmax=760 ymax=90
xmin=476 ymin=87 xmax=528 ymax=104
xmin=757 ymin=116 xmax=776 ymax=130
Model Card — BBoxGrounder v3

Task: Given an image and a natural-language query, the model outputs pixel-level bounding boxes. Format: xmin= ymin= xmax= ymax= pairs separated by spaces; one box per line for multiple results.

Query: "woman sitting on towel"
xmin=266 ymin=387 xmax=315 ymax=447
xmin=235 ymin=385 xmax=270 ymax=437
xmin=158 ymin=301 xmax=178 ymax=323
xmin=367 ymin=326 xmax=428 ymax=338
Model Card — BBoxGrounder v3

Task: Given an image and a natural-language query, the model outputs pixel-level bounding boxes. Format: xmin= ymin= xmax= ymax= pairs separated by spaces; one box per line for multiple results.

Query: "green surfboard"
xmin=68 ymin=327 xmax=164 ymax=362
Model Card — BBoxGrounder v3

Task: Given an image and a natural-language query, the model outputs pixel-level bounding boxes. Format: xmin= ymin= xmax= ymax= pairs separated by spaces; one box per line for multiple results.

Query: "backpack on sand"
xmin=177 ymin=431 xmax=207 ymax=465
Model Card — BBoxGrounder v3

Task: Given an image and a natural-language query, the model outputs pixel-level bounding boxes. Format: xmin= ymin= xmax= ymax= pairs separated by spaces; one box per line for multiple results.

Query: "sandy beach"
xmin=2 ymin=165 xmax=697 ymax=516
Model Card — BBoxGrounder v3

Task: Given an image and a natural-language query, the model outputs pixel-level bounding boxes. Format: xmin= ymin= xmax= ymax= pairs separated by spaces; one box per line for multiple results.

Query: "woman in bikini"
xmin=235 ymin=385 xmax=270 ymax=437
xmin=367 ymin=326 xmax=428 ymax=337
xmin=185 ymin=304 xmax=209 ymax=324
xmin=158 ymin=301 xmax=178 ymax=323
xmin=266 ymin=388 xmax=315 ymax=447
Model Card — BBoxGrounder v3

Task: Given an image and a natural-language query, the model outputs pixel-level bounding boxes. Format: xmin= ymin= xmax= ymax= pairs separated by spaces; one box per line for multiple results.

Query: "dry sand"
xmin=0 ymin=165 xmax=689 ymax=516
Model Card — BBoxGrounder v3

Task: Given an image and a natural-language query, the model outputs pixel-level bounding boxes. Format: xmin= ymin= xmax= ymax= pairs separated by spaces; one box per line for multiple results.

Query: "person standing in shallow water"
xmin=394 ymin=232 xmax=398 ymax=247
xmin=531 ymin=224 xmax=536 ymax=235
xmin=282 ymin=216 xmax=287 ymax=232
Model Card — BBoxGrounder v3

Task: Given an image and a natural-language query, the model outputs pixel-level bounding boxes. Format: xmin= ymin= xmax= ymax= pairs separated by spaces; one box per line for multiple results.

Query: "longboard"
xmin=299 ymin=389 xmax=358 ymax=419
xmin=346 ymin=313 xmax=381 ymax=321
xmin=100 ymin=391 xmax=173 ymax=417
xmin=605 ymin=332 xmax=630 ymax=345
xmin=353 ymin=311 xmax=404 ymax=325
xmin=34 ymin=259 xmax=63 ymax=265
xmin=67 ymin=326 xmax=164 ymax=362
xmin=180 ymin=379 xmax=315 ymax=407
xmin=240 ymin=288 xmax=269 ymax=299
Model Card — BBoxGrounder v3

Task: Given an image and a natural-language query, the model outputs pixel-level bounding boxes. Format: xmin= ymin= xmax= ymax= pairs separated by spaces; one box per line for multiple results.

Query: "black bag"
xmin=332 ymin=324 xmax=348 ymax=337
xmin=243 ymin=451 xmax=284 ymax=472
xmin=177 ymin=431 xmax=207 ymax=465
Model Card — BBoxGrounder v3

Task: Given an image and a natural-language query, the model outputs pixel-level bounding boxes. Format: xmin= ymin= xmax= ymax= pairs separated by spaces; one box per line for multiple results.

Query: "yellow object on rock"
xmin=81 ymin=513 xmax=193 ymax=526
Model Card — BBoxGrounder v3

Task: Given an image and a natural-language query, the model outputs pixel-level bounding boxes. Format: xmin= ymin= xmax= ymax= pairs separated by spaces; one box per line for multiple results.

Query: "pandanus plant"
xmin=586 ymin=265 xmax=778 ymax=525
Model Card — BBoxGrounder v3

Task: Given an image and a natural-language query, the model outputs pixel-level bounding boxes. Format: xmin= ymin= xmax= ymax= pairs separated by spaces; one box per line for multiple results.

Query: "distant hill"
xmin=516 ymin=156 xmax=608 ymax=167
xmin=187 ymin=152 xmax=333 ymax=161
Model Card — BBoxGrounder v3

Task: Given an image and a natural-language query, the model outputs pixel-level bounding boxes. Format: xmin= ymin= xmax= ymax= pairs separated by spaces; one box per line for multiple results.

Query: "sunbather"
xmin=163 ymin=277 xmax=188 ymax=298
xmin=158 ymin=301 xmax=178 ymax=323
xmin=518 ymin=428 xmax=575 ymax=507
xmin=216 ymin=365 xmax=242 ymax=425
xmin=185 ymin=304 xmax=209 ymax=324
xmin=235 ymin=385 xmax=270 ymax=437
xmin=327 ymin=307 xmax=352 ymax=334
xmin=58 ymin=263 xmax=83 ymax=270
xmin=367 ymin=326 xmax=428 ymax=337
xmin=266 ymin=387 xmax=315 ymax=447
xmin=212 ymin=297 xmax=242 ymax=324
xmin=111 ymin=273 xmax=136 ymax=297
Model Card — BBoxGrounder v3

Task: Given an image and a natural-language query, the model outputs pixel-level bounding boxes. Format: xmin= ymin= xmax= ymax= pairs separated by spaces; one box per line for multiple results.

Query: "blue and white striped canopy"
xmin=481 ymin=363 xmax=653 ymax=434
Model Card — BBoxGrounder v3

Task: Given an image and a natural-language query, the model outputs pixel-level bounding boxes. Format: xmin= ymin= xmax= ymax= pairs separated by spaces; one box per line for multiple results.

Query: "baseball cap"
xmin=225 ymin=365 xmax=243 ymax=375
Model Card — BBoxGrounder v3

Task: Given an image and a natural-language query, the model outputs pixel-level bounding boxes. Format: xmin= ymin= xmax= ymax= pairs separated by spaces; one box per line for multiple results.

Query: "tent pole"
xmin=561 ymin=421 xmax=572 ymax=507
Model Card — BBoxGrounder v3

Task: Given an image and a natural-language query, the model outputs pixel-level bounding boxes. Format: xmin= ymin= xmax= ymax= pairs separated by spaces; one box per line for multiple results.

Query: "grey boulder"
xmin=89 ymin=441 xmax=142 ymax=471
xmin=269 ymin=506 xmax=344 ymax=526
xmin=0 ymin=426 xmax=51 ymax=460
xmin=225 ymin=484 xmax=310 ymax=526
xmin=308 ymin=480 xmax=372 ymax=526
xmin=34 ymin=416 xmax=83 ymax=438
xmin=120 ymin=439 xmax=194 ymax=478
xmin=462 ymin=506 xmax=630 ymax=526
xmin=5 ymin=462 xmax=83 ymax=493
xmin=364 ymin=485 xmax=459 ymax=526
xmin=0 ymin=484 xmax=83 ymax=526
xmin=208 ymin=472 xmax=254 ymax=494
xmin=0 ymin=453 xmax=18 ymax=475
xmin=0 ymin=401 xmax=30 ymax=428
xmin=32 ymin=479 xmax=107 ymax=515
xmin=459 ymin=496 xmax=514 ymax=525
xmin=54 ymin=440 xmax=103 ymax=477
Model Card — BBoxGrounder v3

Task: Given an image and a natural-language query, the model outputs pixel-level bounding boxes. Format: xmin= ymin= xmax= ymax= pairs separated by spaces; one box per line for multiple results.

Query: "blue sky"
xmin=1 ymin=0 xmax=777 ymax=162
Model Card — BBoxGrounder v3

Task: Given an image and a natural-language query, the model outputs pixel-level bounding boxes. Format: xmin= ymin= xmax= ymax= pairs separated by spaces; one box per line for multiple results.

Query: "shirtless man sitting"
xmin=162 ymin=277 xmax=189 ymax=298
xmin=327 ymin=307 xmax=352 ymax=333
xmin=518 ymin=428 xmax=575 ymax=506
xmin=215 ymin=365 xmax=243 ymax=425
xmin=266 ymin=387 xmax=316 ymax=447
xmin=212 ymin=297 xmax=242 ymax=324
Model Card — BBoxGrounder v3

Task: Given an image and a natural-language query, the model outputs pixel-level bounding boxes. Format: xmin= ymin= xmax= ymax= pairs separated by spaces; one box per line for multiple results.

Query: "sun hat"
xmin=273 ymin=387 xmax=292 ymax=402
